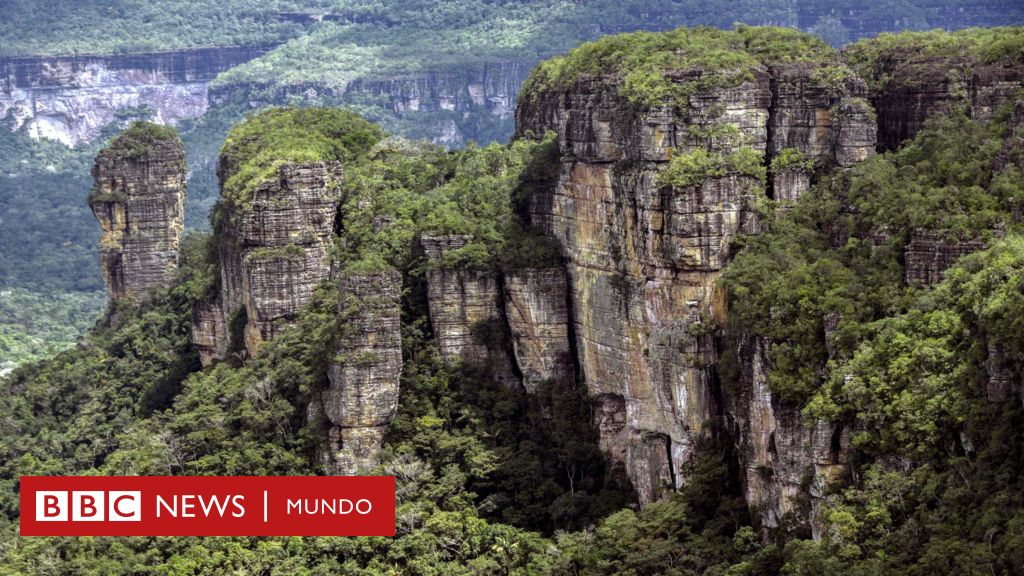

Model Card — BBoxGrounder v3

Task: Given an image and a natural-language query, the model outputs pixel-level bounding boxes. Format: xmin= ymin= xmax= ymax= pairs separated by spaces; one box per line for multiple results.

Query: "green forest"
xmin=5 ymin=27 xmax=1024 ymax=568
xmin=2 ymin=4 xmax=1024 ymax=574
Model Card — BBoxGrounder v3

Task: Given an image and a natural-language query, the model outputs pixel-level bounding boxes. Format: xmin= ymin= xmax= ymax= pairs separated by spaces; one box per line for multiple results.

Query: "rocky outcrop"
xmin=903 ymin=229 xmax=987 ymax=286
xmin=88 ymin=125 xmax=186 ymax=301
xmin=503 ymin=268 xmax=574 ymax=392
xmin=197 ymin=162 xmax=343 ymax=360
xmin=516 ymin=54 xmax=874 ymax=506
xmin=209 ymin=61 xmax=530 ymax=148
xmin=0 ymin=46 xmax=271 ymax=145
xmin=190 ymin=297 xmax=227 ymax=366
xmin=323 ymin=270 xmax=403 ymax=475
xmin=853 ymin=47 xmax=1024 ymax=151
xmin=767 ymin=62 xmax=874 ymax=201
xmin=421 ymin=234 xmax=519 ymax=386
xmin=727 ymin=337 xmax=848 ymax=536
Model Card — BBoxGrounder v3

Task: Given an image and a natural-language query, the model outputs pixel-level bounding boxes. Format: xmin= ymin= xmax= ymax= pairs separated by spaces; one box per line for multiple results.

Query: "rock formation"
xmin=727 ymin=336 xmax=848 ymax=535
xmin=903 ymin=229 xmax=987 ymax=286
xmin=851 ymin=41 xmax=1024 ymax=151
xmin=88 ymin=123 xmax=186 ymax=301
xmin=192 ymin=161 xmax=344 ymax=363
xmin=0 ymin=46 xmax=270 ymax=145
xmin=503 ymin=268 xmax=573 ymax=393
xmin=190 ymin=297 xmax=227 ymax=366
xmin=420 ymin=234 xmax=519 ymax=386
xmin=323 ymin=270 xmax=403 ymax=475
xmin=516 ymin=46 xmax=875 ymax=505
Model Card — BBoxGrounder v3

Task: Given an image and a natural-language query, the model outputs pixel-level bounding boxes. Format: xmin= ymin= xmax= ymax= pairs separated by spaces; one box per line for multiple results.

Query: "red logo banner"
xmin=20 ymin=476 xmax=396 ymax=536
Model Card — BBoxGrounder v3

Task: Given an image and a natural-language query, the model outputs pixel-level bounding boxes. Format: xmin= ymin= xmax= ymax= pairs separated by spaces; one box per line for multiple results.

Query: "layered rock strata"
xmin=421 ymin=234 xmax=519 ymax=386
xmin=855 ymin=48 xmax=1024 ymax=151
xmin=727 ymin=336 xmax=848 ymax=535
xmin=192 ymin=162 xmax=343 ymax=362
xmin=517 ymin=58 xmax=874 ymax=507
xmin=323 ymin=270 xmax=403 ymax=475
xmin=88 ymin=127 xmax=186 ymax=301
xmin=503 ymin=268 xmax=574 ymax=392
xmin=190 ymin=297 xmax=227 ymax=366
xmin=1 ymin=46 xmax=271 ymax=145
xmin=903 ymin=229 xmax=987 ymax=286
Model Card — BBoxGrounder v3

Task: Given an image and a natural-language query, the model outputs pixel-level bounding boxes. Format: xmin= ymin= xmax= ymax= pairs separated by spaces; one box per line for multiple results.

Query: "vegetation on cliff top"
xmin=521 ymin=25 xmax=834 ymax=108
xmin=217 ymin=107 xmax=383 ymax=207
xmin=95 ymin=120 xmax=182 ymax=161
xmin=843 ymin=26 xmax=1024 ymax=88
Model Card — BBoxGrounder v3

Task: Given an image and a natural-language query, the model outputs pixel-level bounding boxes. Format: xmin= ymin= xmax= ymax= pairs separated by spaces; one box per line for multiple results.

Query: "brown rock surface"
xmin=503 ymin=268 xmax=573 ymax=392
xmin=212 ymin=162 xmax=343 ymax=357
xmin=323 ymin=270 xmax=403 ymax=475
xmin=421 ymin=234 xmax=519 ymax=386
xmin=89 ymin=125 xmax=186 ymax=301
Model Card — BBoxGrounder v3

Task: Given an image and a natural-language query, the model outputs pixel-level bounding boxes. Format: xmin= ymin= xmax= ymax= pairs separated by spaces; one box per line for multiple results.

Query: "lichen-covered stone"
xmin=323 ymin=270 xmax=403 ymax=475
xmin=503 ymin=268 xmax=573 ymax=392
xmin=421 ymin=234 xmax=519 ymax=386
xmin=89 ymin=126 xmax=186 ymax=301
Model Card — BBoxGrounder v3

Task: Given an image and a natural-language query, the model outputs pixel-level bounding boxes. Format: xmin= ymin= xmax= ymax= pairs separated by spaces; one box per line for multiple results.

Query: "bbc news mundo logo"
xmin=20 ymin=476 xmax=395 ymax=536
xmin=36 ymin=491 xmax=141 ymax=522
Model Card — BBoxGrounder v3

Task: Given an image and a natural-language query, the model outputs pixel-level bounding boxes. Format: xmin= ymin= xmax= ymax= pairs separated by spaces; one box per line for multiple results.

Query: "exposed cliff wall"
xmin=503 ymin=268 xmax=573 ymax=393
xmin=904 ymin=229 xmax=988 ymax=286
xmin=516 ymin=31 xmax=875 ymax=508
xmin=728 ymin=336 xmax=848 ymax=535
xmin=323 ymin=270 xmax=403 ymax=475
xmin=88 ymin=123 xmax=186 ymax=301
xmin=192 ymin=162 xmax=343 ymax=362
xmin=0 ymin=46 xmax=270 ymax=145
xmin=846 ymin=36 xmax=1024 ymax=151
xmin=211 ymin=60 xmax=530 ymax=148
xmin=421 ymin=234 xmax=520 ymax=386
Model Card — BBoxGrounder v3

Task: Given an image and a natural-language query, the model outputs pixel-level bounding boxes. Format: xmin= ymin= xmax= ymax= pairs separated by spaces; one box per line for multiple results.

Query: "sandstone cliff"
xmin=323 ymin=270 xmax=403 ymax=475
xmin=196 ymin=162 xmax=343 ymax=361
xmin=516 ymin=30 xmax=876 ymax=506
xmin=503 ymin=268 xmax=574 ymax=393
xmin=846 ymin=34 xmax=1024 ymax=151
xmin=421 ymin=234 xmax=520 ymax=387
xmin=88 ymin=122 xmax=186 ymax=301
xmin=1 ymin=46 xmax=270 ymax=145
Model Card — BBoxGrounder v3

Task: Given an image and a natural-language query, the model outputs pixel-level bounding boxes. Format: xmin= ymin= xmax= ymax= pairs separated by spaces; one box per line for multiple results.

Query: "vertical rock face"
xmin=728 ymin=336 xmax=848 ymax=535
xmin=193 ymin=161 xmax=343 ymax=362
xmin=88 ymin=125 xmax=186 ymax=301
xmin=853 ymin=48 xmax=1024 ymax=151
xmin=516 ymin=52 xmax=874 ymax=506
xmin=0 ymin=46 xmax=271 ymax=145
xmin=517 ymin=72 xmax=766 ymax=504
xmin=191 ymin=297 xmax=227 ymax=366
xmin=421 ymin=234 xmax=520 ymax=386
xmin=503 ymin=268 xmax=573 ymax=392
xmin=767 ymin=63 xmax=875 ymax=200
xmin=903 ymin=229 xmax=987 ymax=286
xmin=323 ymin=270 xmax=403 ymax=475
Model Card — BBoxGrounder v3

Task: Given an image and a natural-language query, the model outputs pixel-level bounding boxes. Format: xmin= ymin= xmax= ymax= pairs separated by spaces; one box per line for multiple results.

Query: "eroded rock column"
xmin=89 ymin=124 xmax=186 ymax=301
xmin=323 ymin=270 xmax=403 ymax=475
xmin=192 ymin=162 xmax=343 ymax=363
xmin=421 ymin=233 xmax=519 ymax=386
